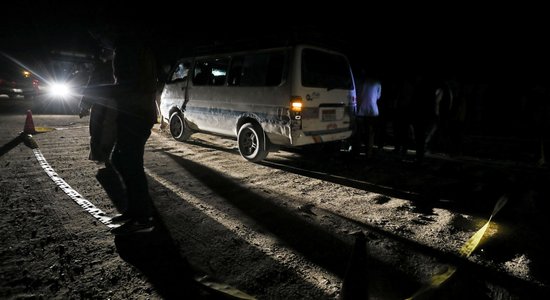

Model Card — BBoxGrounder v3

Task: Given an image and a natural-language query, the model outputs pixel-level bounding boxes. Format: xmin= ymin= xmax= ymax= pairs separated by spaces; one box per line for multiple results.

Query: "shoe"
xmin=111 ymin=219 xmax=155 ymax=235
xmin=109 ymin=213 xmax=131 ymax=224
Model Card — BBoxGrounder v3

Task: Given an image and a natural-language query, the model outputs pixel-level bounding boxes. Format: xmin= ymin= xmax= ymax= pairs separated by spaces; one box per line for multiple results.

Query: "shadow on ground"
xmin=114 ymin=221 xmax=224 ymax=299
xmin=166 ymin=139 xmax=550 ymax=297
xmin=96 ymin=166 xmax=126 ymax=213
xmin=165 ymin=152 xmax=420 ymax=299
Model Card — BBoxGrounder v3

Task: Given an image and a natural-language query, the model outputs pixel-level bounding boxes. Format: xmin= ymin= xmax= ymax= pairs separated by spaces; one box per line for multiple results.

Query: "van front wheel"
xmin=237 ymin=123 xmax=269 ymax=162
xmin=169 ymin=111 xmax=192 ymax=142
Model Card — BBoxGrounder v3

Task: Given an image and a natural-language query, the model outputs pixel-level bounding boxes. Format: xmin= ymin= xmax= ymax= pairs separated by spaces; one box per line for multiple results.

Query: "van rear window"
xmin=301 ymin=49 xmax=353 ymax=90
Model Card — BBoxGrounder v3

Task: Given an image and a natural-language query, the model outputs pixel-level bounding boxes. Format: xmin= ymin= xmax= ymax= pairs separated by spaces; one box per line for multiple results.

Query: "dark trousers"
xmin=89 ymin=104 xmax=117 ymax=162
xmin=393 ymin=109 xmax=411 ymax=155
xmin=353 ymin=116 xmax=377 ymax=158
xmin=413 ymin=116 xmax=437 ymax=160
xmin=111 ymin=116 xmax=154 ymax=222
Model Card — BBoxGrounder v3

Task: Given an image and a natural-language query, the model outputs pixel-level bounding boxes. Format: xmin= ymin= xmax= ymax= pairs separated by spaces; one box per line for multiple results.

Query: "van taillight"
xmin=290 ymin=96 xmax=302 ymax=130
xmin=290 ymin=96 xmax=303 ymax=112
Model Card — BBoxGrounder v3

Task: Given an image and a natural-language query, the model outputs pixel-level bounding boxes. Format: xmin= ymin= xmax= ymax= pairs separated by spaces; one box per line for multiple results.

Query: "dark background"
xmin=2 ymin=2 xmax=550 ymax=156
xmin=2 ymin=2 xmax=549 ymax=81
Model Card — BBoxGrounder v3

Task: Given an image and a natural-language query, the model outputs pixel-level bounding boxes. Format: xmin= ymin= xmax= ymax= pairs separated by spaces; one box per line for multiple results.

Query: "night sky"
xmin=2 ymin=2 xmax=549 ymax=84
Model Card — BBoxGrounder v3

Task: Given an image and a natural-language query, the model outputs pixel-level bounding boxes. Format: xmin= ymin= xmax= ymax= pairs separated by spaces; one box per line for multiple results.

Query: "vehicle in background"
xmin=28 ymin=51 xmax=96 ymax=113
xmin=160 ymin=44 xmax=356 ymax=162
xmin=0 ymin=69 xmax=41 ymax=100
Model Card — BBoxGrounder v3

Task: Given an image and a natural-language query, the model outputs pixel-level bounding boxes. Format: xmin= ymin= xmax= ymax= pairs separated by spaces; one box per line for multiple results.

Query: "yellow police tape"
xmin=406 ymin=195 xmax=508 ymax=299
xmin=34 ymin=127 xmax=56 ymax=133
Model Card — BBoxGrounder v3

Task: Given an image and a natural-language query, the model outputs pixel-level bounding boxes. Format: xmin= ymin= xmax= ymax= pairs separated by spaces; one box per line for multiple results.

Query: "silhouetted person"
xmin=393 ymin=75 xmax=414 ymax=157
xmin=375 ymin=76 xmax=394 ymax=152
xmin=426 ymin=78 xmax=454 ymax=155
xmin=411 ymin=75 xmax=444 ymax=161
xmin=529 ymin=83 xmax=550 ymax=167
xmin=448 ymin=81 xmax=468 ymax=157
xmin=83 ymin=22 xmax=158 ymax=235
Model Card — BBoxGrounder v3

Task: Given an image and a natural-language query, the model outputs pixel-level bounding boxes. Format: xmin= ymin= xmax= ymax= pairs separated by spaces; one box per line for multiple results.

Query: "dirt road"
xmin=1 ymin=112 xmax=549 ymax=299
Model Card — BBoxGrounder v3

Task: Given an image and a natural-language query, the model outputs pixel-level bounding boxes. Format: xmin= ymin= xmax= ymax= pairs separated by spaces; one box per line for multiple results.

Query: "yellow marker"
xmin=407 ymin=196 xmax=508 ymax=299
xmin=34 ymin=127 xmax=56 ymax=133
xmin=460 ymin=195 xmax=507 ymax=258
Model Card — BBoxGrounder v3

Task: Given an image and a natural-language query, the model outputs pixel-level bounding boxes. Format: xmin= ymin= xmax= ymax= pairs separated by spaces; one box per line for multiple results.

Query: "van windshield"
xmin=301 ymin=49 xmax=353 ymax=90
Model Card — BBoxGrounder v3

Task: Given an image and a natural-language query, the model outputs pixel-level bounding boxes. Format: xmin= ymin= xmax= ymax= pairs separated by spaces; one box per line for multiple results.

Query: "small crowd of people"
xmin=351 ymin=71 xmax=550 ymax=167
xmin=351 ymin=72 xmax=469 ymax=163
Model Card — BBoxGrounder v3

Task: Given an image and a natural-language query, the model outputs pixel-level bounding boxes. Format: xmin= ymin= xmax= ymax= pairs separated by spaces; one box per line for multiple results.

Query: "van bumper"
xmin=272 ymin=128 xmax=352 ymax=146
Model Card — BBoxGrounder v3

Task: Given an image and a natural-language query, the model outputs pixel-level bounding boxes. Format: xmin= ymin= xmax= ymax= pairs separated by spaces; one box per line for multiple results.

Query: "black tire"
xmin=169 ymin=111 xmax=192 ymax=141
xmin=237 ymin=122 xmax=269 ymax=162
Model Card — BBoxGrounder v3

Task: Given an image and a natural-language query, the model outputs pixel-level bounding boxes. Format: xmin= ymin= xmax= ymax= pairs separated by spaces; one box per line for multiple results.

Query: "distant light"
xmin=23 ymin=71 xmax=31 ymax=78
xmin=49 ymin=83 xmax=71 ymax=98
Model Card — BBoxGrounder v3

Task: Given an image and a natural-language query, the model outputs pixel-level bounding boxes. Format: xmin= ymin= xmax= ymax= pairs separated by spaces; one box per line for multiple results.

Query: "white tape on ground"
xmin=32 ymin=148 xmax=117 ymax=228
xmin=27 ymin=136 xmax=255 ymax=298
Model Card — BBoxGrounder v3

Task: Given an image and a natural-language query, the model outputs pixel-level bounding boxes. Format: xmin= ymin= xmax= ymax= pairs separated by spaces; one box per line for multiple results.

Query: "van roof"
xmin=178 ymin=32 xmax=351 ymax=59
xmin=180 ymin=44 xmax=349 ymax=61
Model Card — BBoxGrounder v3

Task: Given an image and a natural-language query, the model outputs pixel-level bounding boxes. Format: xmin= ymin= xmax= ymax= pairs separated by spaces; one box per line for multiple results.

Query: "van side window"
xmin=193 ymin=58 xmax=229 ymax=86
xmin=170 ymin=62 xmax=190 ymax=82
xmin=228 ymin=51 xmax=285 ymax=87
xmin=228 ymin=57 xmax=244 ymax=86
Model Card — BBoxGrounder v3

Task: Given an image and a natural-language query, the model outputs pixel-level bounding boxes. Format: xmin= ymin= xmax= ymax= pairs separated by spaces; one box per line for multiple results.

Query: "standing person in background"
xmin=83 ymin=21 xmax=159 ymax=235
xmin=353 ymin=69 xmax=382 ymax=160
xmin=411 ymin=75 xmax=444 ymax=162
xmin=425 ymin=78 xmax=453 ymax=155
xmin=374 ymin=76 xmax=393 ymax=152
xmin=392 ymin=75 xmax=415 ymax=158
xmin=529 ymin=83 xmax=550 ymax=167
xmin=448 ymin=81 xmax=468 ymax=157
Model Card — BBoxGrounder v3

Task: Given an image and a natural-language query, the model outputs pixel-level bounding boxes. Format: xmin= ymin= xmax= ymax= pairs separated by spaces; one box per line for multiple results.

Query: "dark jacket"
xmin=84 ymin=37 xmax=158 ymax=125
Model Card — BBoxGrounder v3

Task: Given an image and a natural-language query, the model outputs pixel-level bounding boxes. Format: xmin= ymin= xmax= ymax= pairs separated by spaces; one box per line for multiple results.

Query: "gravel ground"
xmin=1 ymin=111 xmax=549 ymax=299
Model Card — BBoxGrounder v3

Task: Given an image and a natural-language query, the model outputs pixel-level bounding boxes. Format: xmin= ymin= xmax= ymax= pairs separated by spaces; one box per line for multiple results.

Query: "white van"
xmin=159 ymin=44 xmax=356 ymax=162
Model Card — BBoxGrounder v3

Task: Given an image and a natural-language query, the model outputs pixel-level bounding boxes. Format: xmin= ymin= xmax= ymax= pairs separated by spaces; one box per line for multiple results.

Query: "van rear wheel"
xmin=237 ymin=123 xmax=269 ymax=162
xmin=169 ymin=111 xmax=191 ymax=141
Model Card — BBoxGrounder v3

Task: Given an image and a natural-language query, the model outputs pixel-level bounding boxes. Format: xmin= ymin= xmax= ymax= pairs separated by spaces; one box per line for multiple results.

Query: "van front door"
xmin=161 ymin=60 xmax=192 ymax=115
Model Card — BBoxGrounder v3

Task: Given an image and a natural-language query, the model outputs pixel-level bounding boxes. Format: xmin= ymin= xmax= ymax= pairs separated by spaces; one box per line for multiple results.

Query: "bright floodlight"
xmin=49 ymin=83 xmax=70 ymax=98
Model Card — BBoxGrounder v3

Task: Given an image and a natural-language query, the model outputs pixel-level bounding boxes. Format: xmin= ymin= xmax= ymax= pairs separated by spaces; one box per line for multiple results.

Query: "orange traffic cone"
xmin=23 ymin=110 xmax=36 ymax=134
